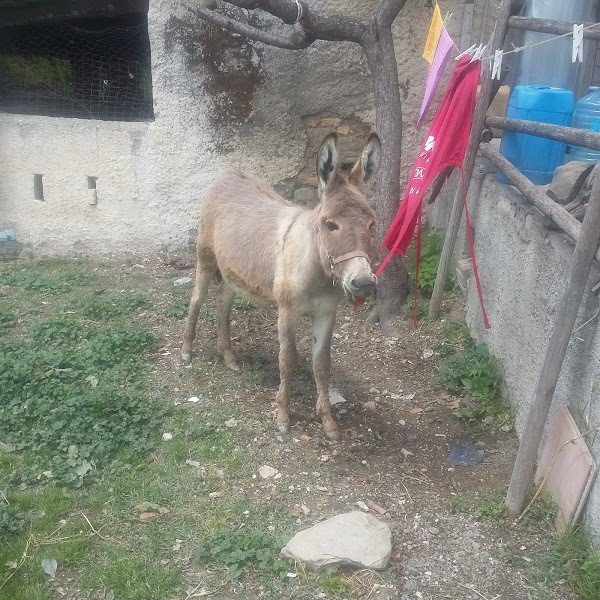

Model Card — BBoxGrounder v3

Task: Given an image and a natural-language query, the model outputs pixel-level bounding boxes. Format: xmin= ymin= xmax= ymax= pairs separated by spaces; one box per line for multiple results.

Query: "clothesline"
xmin=471 ymin=20 xmax=600 ymax=64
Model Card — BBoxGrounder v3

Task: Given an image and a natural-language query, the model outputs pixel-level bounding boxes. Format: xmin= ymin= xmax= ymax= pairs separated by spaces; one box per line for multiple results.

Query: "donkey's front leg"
xmin=312 ymin=303 xmax=339 ymax=440
xmin=276 ymin=307 xmax=298 ymax=435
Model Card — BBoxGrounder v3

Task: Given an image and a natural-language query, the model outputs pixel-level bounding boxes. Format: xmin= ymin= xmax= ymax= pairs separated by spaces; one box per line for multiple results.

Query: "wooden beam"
xmin=505 ymin=161 xmax=600 ymax=518
xmin=485 ymin=116 xmax=600 ymax=151
xmin=428 ymin=0 xmax=513 ymax=320
xmin=478 ymin=142 xmax=600 ymax=261
xmin=0 ymin=0 xmax=148 ymax=26
xmin=508 ymin=16 xmax=600 ymax=41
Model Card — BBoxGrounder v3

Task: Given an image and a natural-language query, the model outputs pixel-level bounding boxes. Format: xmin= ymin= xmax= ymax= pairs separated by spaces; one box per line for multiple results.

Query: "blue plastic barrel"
xmin=499 ymin=85 xmax=574 ymax=185
xmin=569 ymin=87 xmax=600 ymax=163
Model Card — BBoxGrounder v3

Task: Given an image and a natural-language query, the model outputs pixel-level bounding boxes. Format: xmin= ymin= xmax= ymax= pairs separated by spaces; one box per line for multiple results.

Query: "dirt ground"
xmin=1 ymin=256 xmax=577 ymax=600
xmin=147 ymin=258 xmax=573 ymax=600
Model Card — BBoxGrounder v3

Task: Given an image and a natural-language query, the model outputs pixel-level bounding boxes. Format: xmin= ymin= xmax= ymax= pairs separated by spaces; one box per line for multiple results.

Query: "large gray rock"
xmin=547 ymin=161 xmax=594 ymax=204
xmin=281 ymin=511 xmax=392 ymax=571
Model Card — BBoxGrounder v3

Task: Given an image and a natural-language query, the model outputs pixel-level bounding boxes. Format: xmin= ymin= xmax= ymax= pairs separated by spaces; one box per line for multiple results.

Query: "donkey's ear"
xmin=317 ymin=133 xmax=339 ymax=193
xmin=350 ymin=132 xmax=381 ymax=188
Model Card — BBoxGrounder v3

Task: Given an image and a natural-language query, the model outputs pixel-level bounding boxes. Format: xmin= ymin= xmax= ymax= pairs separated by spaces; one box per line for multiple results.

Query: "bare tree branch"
xmin=377 ymin=0 xmax=409 ymax=29
xmin=185 ymin=4 xmax=312 ymax=49
xmin=223 ymin=0 xmax=366 ymax=44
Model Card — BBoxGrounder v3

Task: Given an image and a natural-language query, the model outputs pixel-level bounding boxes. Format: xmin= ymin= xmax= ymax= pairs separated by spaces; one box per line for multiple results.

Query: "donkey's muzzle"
xmin=348 ymin=275 xmax=376 ymax=298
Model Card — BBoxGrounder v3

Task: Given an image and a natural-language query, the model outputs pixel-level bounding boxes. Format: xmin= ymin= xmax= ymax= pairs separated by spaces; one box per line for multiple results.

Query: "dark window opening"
xmin=0 ymin=13 xmax=153 ymax=122
xmin=87 ymin=176 xmax=97 ymax=189
xmin=33 ymin=174 xmax=44 ymax=200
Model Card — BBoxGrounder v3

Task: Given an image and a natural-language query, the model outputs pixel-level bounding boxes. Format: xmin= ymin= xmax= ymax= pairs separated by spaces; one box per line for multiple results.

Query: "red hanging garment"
xmin=375 ymin=55 xmax=490 ymax=329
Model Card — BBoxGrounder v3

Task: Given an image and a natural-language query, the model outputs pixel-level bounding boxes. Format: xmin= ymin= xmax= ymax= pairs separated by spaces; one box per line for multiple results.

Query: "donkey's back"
xmin=198 ymin=170 xmax=302 ymax=303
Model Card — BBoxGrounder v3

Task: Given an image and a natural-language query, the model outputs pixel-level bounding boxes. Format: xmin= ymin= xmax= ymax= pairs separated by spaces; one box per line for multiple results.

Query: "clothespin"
xmin=470 ymin=43 xmax=486 ymax=63
xmin=573 ymin=24 xmax=584 ymax=63
xmin=492 ymin=49 xmax=503 ymax=80
xmin=455 ymin=43 xmax=476 ymax=60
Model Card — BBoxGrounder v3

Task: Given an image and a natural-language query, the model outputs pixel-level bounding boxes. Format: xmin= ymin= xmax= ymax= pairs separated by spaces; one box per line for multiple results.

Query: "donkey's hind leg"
xmin=216 ymin=279 xmax=240 ymax=372
xmin=181 ymin=255 xmax=216 ymax=365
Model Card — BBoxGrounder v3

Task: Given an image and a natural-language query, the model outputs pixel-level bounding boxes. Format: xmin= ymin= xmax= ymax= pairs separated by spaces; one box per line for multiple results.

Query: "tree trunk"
xmin=186 ymin=0 xmax=411 ymax=336
xmin=363 ymin=22 xmax=409 ymax=337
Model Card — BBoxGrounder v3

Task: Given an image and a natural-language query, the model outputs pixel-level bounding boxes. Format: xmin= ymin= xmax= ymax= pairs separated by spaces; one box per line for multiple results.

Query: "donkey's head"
xmin=315 ymin=132 xmax=381 ymax=305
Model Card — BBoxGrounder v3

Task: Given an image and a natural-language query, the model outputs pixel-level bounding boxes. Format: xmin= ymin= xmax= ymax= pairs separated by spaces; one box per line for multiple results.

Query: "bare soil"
xmin=144 ymin=257 xmax=573 ymax=600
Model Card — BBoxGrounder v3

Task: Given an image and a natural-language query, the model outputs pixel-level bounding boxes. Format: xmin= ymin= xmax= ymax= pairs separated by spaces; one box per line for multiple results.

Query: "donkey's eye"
xmin=325 ymin=220 xmax=339 ymax=232
xmin=369 ymin=221 xmax=375 ymax=233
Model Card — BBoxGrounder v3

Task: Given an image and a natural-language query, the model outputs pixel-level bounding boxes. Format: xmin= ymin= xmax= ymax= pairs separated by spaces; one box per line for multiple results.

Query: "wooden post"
xmin=508 ymin=16 xmax=600 ymax=41
xmin=428 ymin=0 xmax=513 ymax=320
xmin=485 ymin=116 xmax=600 ymax=151
xmin=460 ymin=0 xmax=475 ymax=52
xmin=505 ymin=171 xmax=600 ymax=518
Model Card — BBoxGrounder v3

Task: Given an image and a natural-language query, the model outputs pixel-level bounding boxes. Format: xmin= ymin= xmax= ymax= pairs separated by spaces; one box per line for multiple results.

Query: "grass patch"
xmin=451 ymin=488 xmax=506 ymax=522
xmin=545 ymin=527 xmax=600 ymax=600
xmin=193 ymin=525 xmax=289 ymax=581
xmin=319 ymin=568 xmax=349 ymax=596
xmin=73 ymin=290 xmax=152 ymax=320
xmin=406 ymin=231 xmax=454 ymax=295
xmin=452 ymin=487 xmax=556 ymax=530
xmin=439 ymin=342 xmax=511 ymax=426
xmin=0 ymin=317 xmax=167 ymax=487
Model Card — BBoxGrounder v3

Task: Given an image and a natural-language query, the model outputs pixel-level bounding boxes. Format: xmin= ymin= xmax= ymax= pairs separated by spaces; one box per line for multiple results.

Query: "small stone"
xmin=224 ymin=418 xmax=238 ymax=428
xmin=187 ymin=396 xmax=201 ymax=403
xmin=429 ymin=527 xmax=440 ymax=535
xmin=329 ymin=388 xmax=347 ymax=406
xmin=162 ymin=432 xmax=173 ymax=441
xmin=208 ymin=491 xmax=222 ymax=498
xmin=501 ymin=424 xmax=511 ymax=432
xmin=174 ymin=277 xmax=192 ymax=286
xmin=422 ymin=349 xmax=434 ymax=359
xmin=356 ymin=500 xmax=369 ymax=511
xmin=259 ymin=465 xmax=279 ymax=479
xmin=363 ymin=400 xmax=377 ymax=411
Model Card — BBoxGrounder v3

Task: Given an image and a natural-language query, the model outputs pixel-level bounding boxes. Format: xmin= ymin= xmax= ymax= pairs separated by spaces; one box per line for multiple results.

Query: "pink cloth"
xmin=417 ymin=27 xmax=455 ymax=130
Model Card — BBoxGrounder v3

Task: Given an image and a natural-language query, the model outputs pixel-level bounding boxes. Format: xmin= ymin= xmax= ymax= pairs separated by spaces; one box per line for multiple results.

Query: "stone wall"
xmin=429 ymin=163 xmax=600 ymax=544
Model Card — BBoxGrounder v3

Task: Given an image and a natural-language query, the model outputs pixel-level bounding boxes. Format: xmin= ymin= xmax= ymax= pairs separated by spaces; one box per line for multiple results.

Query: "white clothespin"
xmin=455 ymin=43 xmax=477 ymax=60
xmin=573 ymin=24 xmax=584 ymax=63
xmin=470 ymin=43 xmax=486 ymax=63
xmin=492 ymin=49 xmax=503 ymax=80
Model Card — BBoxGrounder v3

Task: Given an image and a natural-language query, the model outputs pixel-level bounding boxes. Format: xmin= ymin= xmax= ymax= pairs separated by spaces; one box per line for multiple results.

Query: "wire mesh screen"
xmin=0 ymin=14 xmax=153 ymax=121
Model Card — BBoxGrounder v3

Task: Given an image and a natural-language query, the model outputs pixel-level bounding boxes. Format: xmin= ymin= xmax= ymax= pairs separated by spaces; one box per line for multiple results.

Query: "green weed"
xmin=0 ymin=499 xmax=25 ymax=538
xmin=451 ymin=489 xmax=506 ymax=522
xmin=439 ymin=343 xmax=510 ymax=424
xmin=0 ymin=264 xmax=94 ymax=296
xmin=319 ymin=568 xmax=349 ymax=595
xmin=73 ymin=291 xmax=152 ymax=320
xmin=0 ymin=319 xmax=167 ymax=487
xmin=193 ymin=526 xmax=289 ymax=580
xmin=407 ymin=231 xmax=453 ymax=295
xmin=546 ymin=528 xmax=600 ymax=600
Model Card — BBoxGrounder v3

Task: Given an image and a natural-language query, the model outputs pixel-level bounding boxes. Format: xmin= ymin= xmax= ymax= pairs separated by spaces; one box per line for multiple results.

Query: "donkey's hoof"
xmin=277 ymin=423 xmax=290 ymax=436
xmin=181 ymin=352 xmax=192 ymax=366
xmin=226 ymin=361 xmax=241 ymax=373
xmin=324 ymin=428 xmax=340 ymax=442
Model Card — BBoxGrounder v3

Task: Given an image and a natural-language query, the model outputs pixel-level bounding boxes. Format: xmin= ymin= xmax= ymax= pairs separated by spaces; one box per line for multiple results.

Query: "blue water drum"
xmin=569 ymin=87 xmax=600 ymax=163
xmin=498 ymin=85 xmax=574 ymax=185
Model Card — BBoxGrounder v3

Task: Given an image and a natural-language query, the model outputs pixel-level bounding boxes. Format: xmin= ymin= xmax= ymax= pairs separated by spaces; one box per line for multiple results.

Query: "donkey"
xmin=181 ymin=132 xmax=381 ymax=439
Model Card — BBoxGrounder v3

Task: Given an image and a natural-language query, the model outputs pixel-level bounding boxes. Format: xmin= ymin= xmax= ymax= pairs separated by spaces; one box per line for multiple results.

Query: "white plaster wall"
xmin=0 ymin=0 xmax=475 ymax=255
